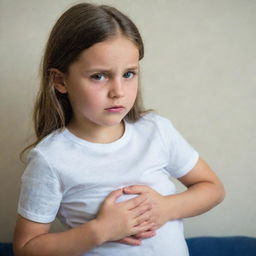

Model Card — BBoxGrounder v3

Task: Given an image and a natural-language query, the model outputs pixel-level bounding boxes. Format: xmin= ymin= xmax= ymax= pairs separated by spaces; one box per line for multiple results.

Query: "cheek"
xmin=67 ymin=89 xmax=92 ymax=112
xmin=81 ymin=90 xmax=106 ymax=111
xmin=128 ymin=84 xmax=138 ymax=101
xmin=68 ymin=91 xmax=87 ymax=108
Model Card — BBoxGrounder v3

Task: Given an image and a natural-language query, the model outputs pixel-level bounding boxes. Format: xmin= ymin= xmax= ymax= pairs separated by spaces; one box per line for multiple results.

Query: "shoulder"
xmin=23 ymin=131 xmax=67 ymax=182
xmin=35 ymin=129 xmax=64 ymax=148
xmin=30 ymin=129 xmax=67 ymax=159
xmin=136 ymin=112 xmax=188 ymax=147
xmin=142 ymin=112 xmax=171 ymax=124
xmin=127 ymin=112 xmax=177 ymax=146
xmin=24 ymin=129 xmax=68 ymax=170
xmin=131 ymin=112 xmax=166 ymax=125
xmin=135 ymin=112 xmax=174 ymax=133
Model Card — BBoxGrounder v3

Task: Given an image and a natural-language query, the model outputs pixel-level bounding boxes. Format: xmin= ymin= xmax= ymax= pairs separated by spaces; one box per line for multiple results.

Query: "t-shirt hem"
xmin=18 ymin=206 xmax=55 ymax=223
xmin=172 ymin=151 xmax=199 ymax=178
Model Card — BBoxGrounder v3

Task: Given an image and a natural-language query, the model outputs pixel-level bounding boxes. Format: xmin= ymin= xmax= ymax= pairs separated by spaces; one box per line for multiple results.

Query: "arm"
xmin=168 ymin=157 xmax=225 ymax=220
xmin=13 ymin=189 xmax=155 ymax=256
xmin=123 ymin=157 xmax=225 ymax=230
xmin=13 ymin=215 xmax=101 ymax=256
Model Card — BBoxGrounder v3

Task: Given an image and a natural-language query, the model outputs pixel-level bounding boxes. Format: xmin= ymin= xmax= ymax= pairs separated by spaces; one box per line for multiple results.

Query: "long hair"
xmin=20 ymin=3 xmax=152 ymax=160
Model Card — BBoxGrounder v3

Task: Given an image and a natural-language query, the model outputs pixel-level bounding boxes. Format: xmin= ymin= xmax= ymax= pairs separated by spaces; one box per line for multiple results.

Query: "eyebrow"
xmin=84 ymin=66 xmax=139 ymax=73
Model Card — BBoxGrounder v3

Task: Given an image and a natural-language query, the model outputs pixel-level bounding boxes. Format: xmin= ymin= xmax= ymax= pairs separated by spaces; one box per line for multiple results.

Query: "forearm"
xmin=17 ymin=220 xmax=103 ymax=256
xmin=165 ymin=181 xmax=225 ymax=220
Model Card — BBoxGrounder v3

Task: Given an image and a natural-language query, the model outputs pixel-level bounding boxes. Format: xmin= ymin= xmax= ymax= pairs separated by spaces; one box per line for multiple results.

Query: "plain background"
xmin=0 ymin=0 xmax=255 ymax=242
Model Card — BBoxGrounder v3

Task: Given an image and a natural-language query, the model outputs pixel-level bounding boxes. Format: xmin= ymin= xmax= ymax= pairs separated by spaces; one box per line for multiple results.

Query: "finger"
xmin=105 ymin=189 xmax=123 ymax=204
xmin=134 ymin=212 xmax=152 ymax=226
xmin=132 ymin=221 xmax=156 ymax=235
xmin=132 ymin=203 xmax=152 ymax=218
xmin=123 ymin=185 xmax=149 ymax=195
xmin=122 ymin=194 xmax=147 ymax=210
xmin=139 ymin=220 xmax=158 ymax=231
xmin=116 ymin=237 xmax=141 ymax=246
xmin=134 ymin=230 xmax=156 ymax=239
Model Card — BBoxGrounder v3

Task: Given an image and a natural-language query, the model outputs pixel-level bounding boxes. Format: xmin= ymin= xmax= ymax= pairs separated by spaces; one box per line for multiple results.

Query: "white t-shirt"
xmin=18 ymin=113 xmax=199 ymax=256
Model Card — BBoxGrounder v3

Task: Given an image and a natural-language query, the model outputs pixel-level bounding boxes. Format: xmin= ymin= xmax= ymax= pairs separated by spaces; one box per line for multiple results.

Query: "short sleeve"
xmin=17 ymin=148 xmax=63 ymax=223
xmin=156 ymin=115 xmax=199 ymax=178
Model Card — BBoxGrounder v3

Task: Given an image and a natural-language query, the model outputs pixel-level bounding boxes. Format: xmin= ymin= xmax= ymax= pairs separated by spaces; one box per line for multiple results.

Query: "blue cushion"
xmin=0 ymin=243 xmax=13 ymax=256
xmin=1 ymin=237 xmax=256 ymax=255
xmin=186 ymin=236 xmax=256 ymax=256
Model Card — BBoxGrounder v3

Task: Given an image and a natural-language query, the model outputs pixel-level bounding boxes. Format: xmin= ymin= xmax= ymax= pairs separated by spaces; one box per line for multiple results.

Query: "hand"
xmin=116 ymin=230 xmax=156 ymax=246
xmin=123 ymin=185 xmax=170 ymax=232
xmin=95 ymin=188 xmax=155 ymax=243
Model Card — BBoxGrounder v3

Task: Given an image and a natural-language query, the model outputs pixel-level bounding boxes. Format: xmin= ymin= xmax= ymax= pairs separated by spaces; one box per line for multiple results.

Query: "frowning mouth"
xmin=105 ymin=105 xmax=125 ymax=113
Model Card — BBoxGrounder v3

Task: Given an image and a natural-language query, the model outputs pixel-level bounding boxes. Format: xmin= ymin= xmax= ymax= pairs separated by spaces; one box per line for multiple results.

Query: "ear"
xmin=48 ymin=68 xmax=68 ymax=94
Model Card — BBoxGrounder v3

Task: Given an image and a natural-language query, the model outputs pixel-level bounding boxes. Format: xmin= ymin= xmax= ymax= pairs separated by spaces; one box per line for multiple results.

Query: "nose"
xmin=108 ymin=78 xmax=125 ymax=98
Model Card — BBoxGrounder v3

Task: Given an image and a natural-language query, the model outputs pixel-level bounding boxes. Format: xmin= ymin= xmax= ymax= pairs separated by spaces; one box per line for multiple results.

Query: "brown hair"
xmin=21 ymin=2 xmax=152 ymax=160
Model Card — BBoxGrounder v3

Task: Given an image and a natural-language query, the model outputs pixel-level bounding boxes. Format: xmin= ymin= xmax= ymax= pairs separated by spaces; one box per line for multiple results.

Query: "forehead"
xmin=75 ymin=36 xmax=139 ymax=69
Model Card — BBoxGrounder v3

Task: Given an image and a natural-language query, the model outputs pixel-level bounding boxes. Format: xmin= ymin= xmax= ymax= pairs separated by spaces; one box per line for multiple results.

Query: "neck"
xmin=66 ymin=119 xmax=125 ymax=144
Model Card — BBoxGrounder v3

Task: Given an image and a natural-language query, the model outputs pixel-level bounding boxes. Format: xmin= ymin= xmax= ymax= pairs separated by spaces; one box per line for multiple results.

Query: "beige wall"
xmin=1 ymin=0 xmax=255 ymax=242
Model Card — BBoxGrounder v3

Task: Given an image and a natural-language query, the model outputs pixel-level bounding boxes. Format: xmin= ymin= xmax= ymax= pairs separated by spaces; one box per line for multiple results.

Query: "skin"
xmin=13 ymin=35 xmax=225 ymax=255
xmin=54 ymin=34 xmax=140 ymax=143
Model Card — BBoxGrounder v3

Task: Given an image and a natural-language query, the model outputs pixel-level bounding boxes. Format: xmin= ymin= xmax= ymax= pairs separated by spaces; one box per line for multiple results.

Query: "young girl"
xmin=14 ymin=3 xmax=225 ymax=256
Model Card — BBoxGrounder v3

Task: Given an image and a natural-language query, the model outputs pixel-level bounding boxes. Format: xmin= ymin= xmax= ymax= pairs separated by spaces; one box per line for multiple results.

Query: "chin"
xmin=103 ymin=119 xmax=124 ymax=127
xmin=92 ymin=115 xmax=123 ymax=127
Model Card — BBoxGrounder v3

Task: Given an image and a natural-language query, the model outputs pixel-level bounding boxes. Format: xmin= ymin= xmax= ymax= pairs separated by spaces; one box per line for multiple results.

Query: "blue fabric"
xmin=186 ymin=236 xmax=256 ymax=256
xmin=1 ymin=236 xmax=256 ymax=255
xmin=0 ymin=243 xmax=13 ymax=256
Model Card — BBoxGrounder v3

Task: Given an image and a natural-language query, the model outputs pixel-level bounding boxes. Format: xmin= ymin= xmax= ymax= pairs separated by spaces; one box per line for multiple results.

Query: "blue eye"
xmin=123 ymin=71 xmax=135 ymax=79
xmin=91 ymin=73 xmax=106 ymax=81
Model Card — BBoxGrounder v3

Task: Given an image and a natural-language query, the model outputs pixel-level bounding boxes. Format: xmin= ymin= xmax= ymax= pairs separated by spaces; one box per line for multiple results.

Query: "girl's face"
xmin=60 ymin=35 xmax=139 ymax=130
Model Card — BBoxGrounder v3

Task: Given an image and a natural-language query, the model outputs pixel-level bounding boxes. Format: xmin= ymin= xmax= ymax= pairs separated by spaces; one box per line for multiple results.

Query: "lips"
xmin=105 ymin=105 xmax=124 ymax=110
xmin=105 ymin=105 xmax=125 ymax=113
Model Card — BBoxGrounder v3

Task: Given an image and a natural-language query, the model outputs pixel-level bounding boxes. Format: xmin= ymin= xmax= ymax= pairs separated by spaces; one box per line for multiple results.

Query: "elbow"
xmin=13 ymin=242 xmax=27 ymax=256
xmin=215 ymin=182 xmax=226 ymax=205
